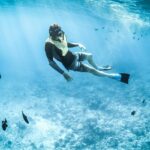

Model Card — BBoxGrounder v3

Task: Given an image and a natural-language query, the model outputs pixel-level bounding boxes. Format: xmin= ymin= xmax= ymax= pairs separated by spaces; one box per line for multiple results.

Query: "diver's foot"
xmin=98 ymin=65 xmax=112 ymax=71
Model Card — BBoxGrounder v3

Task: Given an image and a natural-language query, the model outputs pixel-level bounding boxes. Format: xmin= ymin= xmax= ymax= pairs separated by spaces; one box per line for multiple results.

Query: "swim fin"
xmin=120 ymin=73 xmax=130 ymax=84
xmin=111 ymin=73 xmax=130 ymax=84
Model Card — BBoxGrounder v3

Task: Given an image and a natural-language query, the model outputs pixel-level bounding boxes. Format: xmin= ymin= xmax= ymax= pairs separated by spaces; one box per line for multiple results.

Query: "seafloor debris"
xmin=2 ymin=119 xmax=8 ymax=131
xmin=131 ymin=110 xmax=136 ymax=116
xmin=22 ymin=111 xmax=29 ymax=124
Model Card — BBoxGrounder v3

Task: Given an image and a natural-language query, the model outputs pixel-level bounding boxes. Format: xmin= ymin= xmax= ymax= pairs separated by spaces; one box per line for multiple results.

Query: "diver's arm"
xmin=49 ymin=60 xmax=72 ymax=81
xmin=49 ymin=60 xmax=64 ymax=74
xmin=67 ymin=42 xmax=86 ymax=51
xmin=45 ymin=42 xmax=64 ymax=75
xmin=45 ymin=42 xmax=72 ymax=81
xmin=67 ymin=42 xmax=79 ymax=48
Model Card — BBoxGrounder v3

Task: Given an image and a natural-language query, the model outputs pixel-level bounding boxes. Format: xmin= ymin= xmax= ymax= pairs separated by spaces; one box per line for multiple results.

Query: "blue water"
xmin=0 ymin=0 xmax=150 ymax=149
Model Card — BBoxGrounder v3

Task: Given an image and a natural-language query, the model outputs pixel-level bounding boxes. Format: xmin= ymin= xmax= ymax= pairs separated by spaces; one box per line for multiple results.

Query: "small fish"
xmin=22 ymin=111 xmax=29 ymax=124
xmin=142 ymin=99 xmax=146 ymax=104
xmin=133 ymin=31 xmax=136 ymax=35
xmin=0 ymin=74 xmax=1 ymax=79
xmin=131 ymin=111 xmax=136 ymax=116
xmin=94 ymin=28 xmax=99 ymax=31
xmin=102 ymin=26 xmax=105 ymax=29
xmin=2 ymin=119 xmax=8 ymax=131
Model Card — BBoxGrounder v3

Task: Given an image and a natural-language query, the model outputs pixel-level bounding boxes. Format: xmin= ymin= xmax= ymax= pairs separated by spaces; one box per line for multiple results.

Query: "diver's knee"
xmin=81 ymin=64 xmax=93 ymax=72
xmin=87 ymin=53 xmax=93 ymax=60
xmin=88 ymin=53 xmax=92 ymax=57
xmin=87 ymin=67 xmax=95 ymax=73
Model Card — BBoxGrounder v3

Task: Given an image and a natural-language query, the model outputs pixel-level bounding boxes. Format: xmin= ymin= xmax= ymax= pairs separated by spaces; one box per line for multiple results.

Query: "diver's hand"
xmin=63 ymin=72 xmax=73 ymax=82
xmin=78 ymin=43 xmax=86 ymax=51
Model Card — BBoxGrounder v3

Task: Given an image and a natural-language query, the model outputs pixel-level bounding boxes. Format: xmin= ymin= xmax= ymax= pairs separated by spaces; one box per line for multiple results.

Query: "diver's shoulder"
xmin=45 ymin=37 xmax=50 ymax=43
xmin=45 ymin=38 xmax=55 ymax=51
xmin=45 ymin=38 xmax=53 ymax=45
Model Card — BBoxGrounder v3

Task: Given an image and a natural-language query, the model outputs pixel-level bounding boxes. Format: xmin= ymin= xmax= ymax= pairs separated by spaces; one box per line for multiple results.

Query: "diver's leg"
xmin=78 ymin=52 xmax=111 ymax=71
xmin=78 ymin=63 xmax=129 ymax=84
xmin=78 ymin=52 xmax=99 ymax=69
xmin=85 ymin=53 xmax=98 ymax=69
xmin=86 ymin=53 xmax=112 ymax=70
xmin=80 ymin=63 xmax=114 ymax=77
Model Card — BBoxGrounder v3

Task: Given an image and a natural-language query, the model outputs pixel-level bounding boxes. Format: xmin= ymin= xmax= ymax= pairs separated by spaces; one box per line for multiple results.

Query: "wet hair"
xmin=49 ymin=24 xmax=63 ymax=40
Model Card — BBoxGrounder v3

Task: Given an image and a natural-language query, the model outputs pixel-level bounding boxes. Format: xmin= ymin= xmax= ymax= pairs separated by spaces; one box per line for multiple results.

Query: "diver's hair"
xmin=49 ymin=24 xmax=61 ymax=36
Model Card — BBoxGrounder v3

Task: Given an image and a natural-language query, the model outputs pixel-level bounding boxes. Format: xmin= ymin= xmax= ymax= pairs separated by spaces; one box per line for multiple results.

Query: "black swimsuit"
xmin=45 ymin=42 xmax=77 ymax=70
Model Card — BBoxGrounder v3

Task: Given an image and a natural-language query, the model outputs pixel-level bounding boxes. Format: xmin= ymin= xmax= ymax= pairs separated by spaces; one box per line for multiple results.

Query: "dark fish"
xmin=22 ymin=111 xmax=29 ymax=124
xmin=2 ymin=119 xmax=8 ymax=131
xmin=131 ymin=111 xmax=136 ymax=116
xmin=0 ymin=74 xmax=1 ymax=79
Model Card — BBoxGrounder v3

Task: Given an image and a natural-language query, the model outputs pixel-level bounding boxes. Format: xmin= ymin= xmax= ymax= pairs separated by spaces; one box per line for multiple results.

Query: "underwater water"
xmin=0 ymin=0 xmax=150 ymax=149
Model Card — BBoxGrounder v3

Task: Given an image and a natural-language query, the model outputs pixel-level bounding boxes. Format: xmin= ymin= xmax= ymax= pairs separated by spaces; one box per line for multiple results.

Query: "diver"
xmin=45 ymin=24 xmax=130 ymax=84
